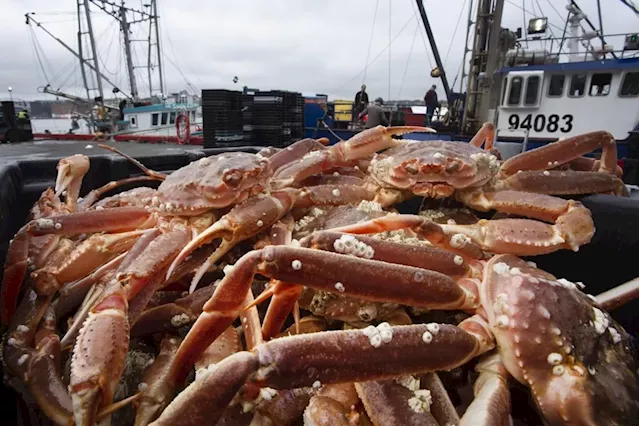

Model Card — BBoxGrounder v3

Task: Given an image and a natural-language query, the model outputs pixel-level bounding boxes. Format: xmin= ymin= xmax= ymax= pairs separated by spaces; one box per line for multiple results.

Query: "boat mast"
xmin=148 ymin=0 xmax=165 ymax=97
xmin=462 ymin=0 xmax=505 ymax=133
xmin=77 ymin=0 xmax=105 ymax=102
xmin=414 ymin=0 xmax=453 ymax=103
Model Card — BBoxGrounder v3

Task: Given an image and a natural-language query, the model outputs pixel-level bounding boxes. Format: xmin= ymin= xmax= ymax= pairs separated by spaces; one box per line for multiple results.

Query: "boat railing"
xmin=504 ymin=32 xmax=638 ymax=67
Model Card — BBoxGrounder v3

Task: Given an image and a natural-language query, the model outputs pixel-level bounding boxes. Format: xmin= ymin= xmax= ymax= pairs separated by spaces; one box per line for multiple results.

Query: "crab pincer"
xmin=271 ymin=125 xmax=436 ymax=189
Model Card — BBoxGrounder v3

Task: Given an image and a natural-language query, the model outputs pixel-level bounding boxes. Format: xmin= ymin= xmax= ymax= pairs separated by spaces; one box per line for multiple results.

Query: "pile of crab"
xmin=1 ymin=123 xmax=638 ymax=426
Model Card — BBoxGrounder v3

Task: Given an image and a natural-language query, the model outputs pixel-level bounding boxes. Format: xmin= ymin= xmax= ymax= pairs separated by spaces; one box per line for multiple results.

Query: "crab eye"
xmin=404 ymin=164 xmax=419 ymax=174
xmin=223 ymin=170 xmax=243 ymax=188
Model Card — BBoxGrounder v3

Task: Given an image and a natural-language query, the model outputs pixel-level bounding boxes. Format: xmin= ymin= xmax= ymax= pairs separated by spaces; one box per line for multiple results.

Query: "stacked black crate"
xmin=252 ymin=90 xmax=304 ymax=147
xmin=241 ymin=94 xmax=254 ymax=144
xmin=201 ymin=89 xmax=243 ymax=148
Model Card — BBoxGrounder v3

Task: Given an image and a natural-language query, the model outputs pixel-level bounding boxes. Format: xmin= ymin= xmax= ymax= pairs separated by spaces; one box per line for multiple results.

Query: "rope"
xmin=398 ymin=22 xmax=419 ymax=98
xmin=362 ymin=0 xmax=380 ymax=85
xmin=443 ymin=0 xmax=468 ymax=67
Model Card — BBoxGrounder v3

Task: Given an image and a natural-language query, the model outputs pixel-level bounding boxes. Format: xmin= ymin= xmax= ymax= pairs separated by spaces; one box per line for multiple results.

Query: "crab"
xmin=147 ymin=241 xmax=638 ymax=425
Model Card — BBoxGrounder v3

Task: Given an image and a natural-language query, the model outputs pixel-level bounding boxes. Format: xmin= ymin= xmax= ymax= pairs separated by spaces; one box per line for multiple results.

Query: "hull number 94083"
xmin=508 ymin=114 xmax=574 ymax=133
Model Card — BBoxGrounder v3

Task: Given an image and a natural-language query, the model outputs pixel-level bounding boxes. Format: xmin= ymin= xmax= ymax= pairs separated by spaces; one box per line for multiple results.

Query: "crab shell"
xmin=368 ymin=141 xmax=499 ymax=198
xmin=483 ymin=255 xmax=638 ymax=425
xmin=155 ymin=153 xmax=271 ymax=216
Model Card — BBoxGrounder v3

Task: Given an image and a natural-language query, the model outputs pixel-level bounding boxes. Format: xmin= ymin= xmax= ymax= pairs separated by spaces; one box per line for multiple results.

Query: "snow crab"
xmin=151 ymin=242 xmax=639 ymax=425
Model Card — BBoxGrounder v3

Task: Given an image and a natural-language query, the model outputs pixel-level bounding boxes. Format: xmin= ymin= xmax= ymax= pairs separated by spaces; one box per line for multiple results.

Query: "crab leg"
xmin=31 ymin=229 xmax=147 ymax=296
xmin=167 ymin=245 xmax=478 ymax=385
xmin=27 ymin=303 xmax=74 ymax=426
xmin=595 ymin=277 xmax=639 ymax=311
xmin=271 ymin=125 xmax=436 ymax=189
xmin=459 ymin=352 xmax=512 ymax=426
xmin=69 ymin=228 xmax=190 ymax=425
xmin=98 ymin=143 xmax=168 ymax=180
xmin=469 ymin=122 xmax=496 ymax=150
xmin=500 ymin=169 xmax=628 ymax=196
xmin=267 ymin=137 xmax=329 ymax=171
xmin=78 ymin=176 xmax=161 ymax=210
xmin=454 ymin=191 xmax=595 ymax=254
xmin=152 ymin=324 xmax=489 ymax=426
xmin=501 ymin=130 xmax=619 ymax=175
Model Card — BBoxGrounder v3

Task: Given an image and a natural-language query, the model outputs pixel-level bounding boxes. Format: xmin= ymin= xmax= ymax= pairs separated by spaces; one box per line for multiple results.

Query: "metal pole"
xmin=414 ymin=0 xmax=452 ymax=102
xmin=26 ymin=14 xmax=132 ymax=99
xmin=147 ymin=15 xmax=153 ymax=97
xmin=478 ymin=0 xmax=505 ymax=123
xmin=459 ymin=0 xmax=475 ymax=93
xmin=82 ymin=0 xmax=104 ymax=100
xmin=569 ymin=0 xmax=618 ymax=59
xmin=595 ymin=0 xmax=605 ymax=53
xmin=76 ymin=1 xmax=91 ymax=101
xmin=120 ymin=5 xmax=138 ymax=100
xmin=153 ymin=0 xmax=165 ymax=95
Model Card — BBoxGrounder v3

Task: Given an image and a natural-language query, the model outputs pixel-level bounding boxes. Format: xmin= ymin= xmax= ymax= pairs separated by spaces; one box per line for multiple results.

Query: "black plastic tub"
xmin=0 ymin=145 xmax=638 ymax=425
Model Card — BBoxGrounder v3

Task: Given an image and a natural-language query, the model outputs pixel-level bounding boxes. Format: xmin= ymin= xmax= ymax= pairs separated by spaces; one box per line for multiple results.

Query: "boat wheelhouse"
xmin=494 ymin=57 xmax=639 ymax=157
xmin=119 ymin=101 xmax=202 ymax=139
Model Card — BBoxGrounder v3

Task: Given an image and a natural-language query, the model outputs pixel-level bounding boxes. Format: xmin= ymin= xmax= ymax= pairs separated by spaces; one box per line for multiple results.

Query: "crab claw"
xmin=271 ymin=125 xmax=437 ymax=189
xmin=55 ymin=154 xmax=90 ymax=210
xmin=166 ymin=192 xmax=295 ymax=293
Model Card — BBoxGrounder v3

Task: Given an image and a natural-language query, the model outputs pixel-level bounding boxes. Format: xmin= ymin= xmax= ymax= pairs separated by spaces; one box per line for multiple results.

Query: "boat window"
xmin=191 ymin=111 xmax=196 ymax=121
xmin=589 ymin=73 xmax=612 ymax=96
xmin=568 ymin=74 xmax=587 ymax=97
xmin=161 ymin=112 xmax=168 ymax=125
xmin=169 ymin=112 xmax=176 ymax=124
xmin=501 ymin=78 xmax=508 ymax=104
xmin=507 ymin=77 xmax=523 ymax=106
xmin=524 ymin=76 xmax=541 ymax=105
xmin=547 ymin=75 xmax=565 ymax=97
xmin=130 ymin=115 xmax=137 ymax=128
xmin=151 ymin=113 xmax=159 ymax=126
xmin=620 ymin=72 xmax=639 ymax=97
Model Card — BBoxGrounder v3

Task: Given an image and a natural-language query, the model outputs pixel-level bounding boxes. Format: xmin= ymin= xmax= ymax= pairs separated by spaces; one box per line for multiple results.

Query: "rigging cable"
xmin=333 ymin=13 xmax=416 ymax=94
xmin=398 ymin=21 xmax=420 ymax=98
xmin=409 ymin=0 xmax=433 ymax=70
xmin=388 ymin=0 xmax=391 ymax=101
xmin=619 ymin=0 xmax=639 ymax=15
xmin=27 ymin=26 xmax=51 ymax=85
xmin=443 ymin=0 xmax=468 ymax=68
xmin=362 ymin=0 xmax=380 ymax=86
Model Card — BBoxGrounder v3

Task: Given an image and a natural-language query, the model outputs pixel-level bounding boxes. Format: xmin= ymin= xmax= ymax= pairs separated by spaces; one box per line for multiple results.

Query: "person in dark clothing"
xmin=358 ymin=97 xmax=389 ymax=129
xmin=354 ymin=84 xmax=369 ymax=120
xmin=424 ymin=85 xmax=439 ymax=125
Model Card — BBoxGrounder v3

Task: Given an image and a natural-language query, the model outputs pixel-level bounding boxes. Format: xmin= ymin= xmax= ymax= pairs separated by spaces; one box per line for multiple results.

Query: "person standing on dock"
xmin=424 ymin=85 xmax=438 ymax=125
xmin=354 ymin=84 xmax=369 ymax=122
xmin=358 ymin=97 xmax=389 ymax=129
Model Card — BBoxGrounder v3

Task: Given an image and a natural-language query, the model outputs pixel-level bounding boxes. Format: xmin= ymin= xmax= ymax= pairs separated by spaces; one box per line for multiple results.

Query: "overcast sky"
xmin=1 ymin=0 xmax=637 ymax=102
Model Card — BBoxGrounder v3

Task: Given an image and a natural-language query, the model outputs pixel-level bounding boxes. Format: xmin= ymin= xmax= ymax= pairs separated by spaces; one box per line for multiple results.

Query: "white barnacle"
xmin=408 ymin=389 xmax=432 ymax=413
xmin=450 ymin=233 xmax=471 ymax=248
xmin=357 ymin=200 xmax=383 ymax=213
xmin=537 ymin=305 xmax=551 ymax=320
xmin=608 ymin=327 xmax=622 ymax=344
xmin=414 ymin=271 xmax=425 ymax=283
xmin=551 ymin=327 xmax=561 ymax=336
xmin=311 ymin=380 xmax=322 ymax=390
xmin=426 ymin=323 xmax=440 ymax=335
xmin=492 ymin=262 xmax=511 ymax=275
xmin=364 ymin=246 xmax=375 ymax=259
xmin=575 ymin=281 xmax=585 ymax=290
xmin=592 ymin=307 xmax=609 ymax=335
xmin=453 ymin=255 xmax=463 ymax=266
xmin=6 ymin=338 xmax=18 ymax=346
xmin=422 ymin=331 xmax=433 ymax=343
xmin=543 ymin=170 xmax=550 ymax=176
xmin=552 ymin=365 xmax=565 ymax=376
xmin=260 ymin=387 xmax=278 ymax=401
xmin=138 ymin=382 xmax=149 ymax=392
xmin=495 ymin=315 xmax=510 ymax=328
xmin=396 ymin=376 xmax=421 ymax=391
xmin=332 ymin=189 xmax=341 ymax=197
xmin=54 ymin=222 xmax=62 ymax=230
xmin=547 ymin=352 xmax=563 ymax=365
xmin=16 ymin=325 xmax=29 ymax=333
xmin=291 ymin=260 xmax=302 ymax=270
xmin=334 ymin=282 xmax=345 ymax=292
xmin=362 ymin=325 xmax=378 ymax=338
xmin=369 ymin=333 xmax=383 ymax=348
xmin=171 ymin=313 xmax=191 ymax=327
xmin=376 ymin=322 xmax=393 ymax=343
xmin=509 ymin=267 xmax=522 ymax=275
xmin=526 ymin=261 xmax=537 ymax=268
xmin=572 ymin=365 xmax=585 ymax=376
xmin=17 ymin=354 xmax=29 ymax=366
xmin=557 ymin=278 xmax=577 ymax=291
xmin=34 ymin=218 xmax=55 ymax=230
xmin=256 ymin=220 xmax=264 ymax=227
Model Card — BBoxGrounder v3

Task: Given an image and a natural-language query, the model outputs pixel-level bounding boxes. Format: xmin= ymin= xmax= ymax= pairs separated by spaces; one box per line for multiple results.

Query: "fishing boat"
xmin=21 ymin=1 xmax=203 ymax=143
xmin=306 ymin=0 xmax=639 ymax=170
